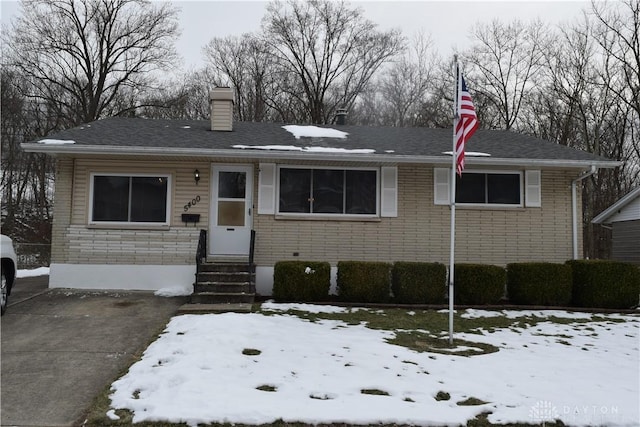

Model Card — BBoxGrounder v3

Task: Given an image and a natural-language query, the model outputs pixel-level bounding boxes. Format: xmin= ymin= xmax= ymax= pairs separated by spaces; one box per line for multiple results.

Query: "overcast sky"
xmin=1 ymin=0 xmax=591 ymax=70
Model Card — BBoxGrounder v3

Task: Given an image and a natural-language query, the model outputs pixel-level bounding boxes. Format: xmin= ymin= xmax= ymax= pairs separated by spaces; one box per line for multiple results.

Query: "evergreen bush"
xmin=273 ymin=261 xmax=331 ymax=302
xmin=391 ymin=262 xmax=447 ymax=304
xmin=454 ymin=264 xmax=506 ymax=305
xmin=567 ymin=260 xmax=640 ymax=309
xmin=506 ymin=263 xmax=572 ymax=306
xmin=337 ymin=261 xmax=392 ymax=303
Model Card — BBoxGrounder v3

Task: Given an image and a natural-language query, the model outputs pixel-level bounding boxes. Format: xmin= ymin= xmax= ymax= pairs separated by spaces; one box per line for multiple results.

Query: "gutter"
xmin=571 ymin=165 xmax=597 ymax=259
xmin=20 ymin=143 xmax=622 ymax=169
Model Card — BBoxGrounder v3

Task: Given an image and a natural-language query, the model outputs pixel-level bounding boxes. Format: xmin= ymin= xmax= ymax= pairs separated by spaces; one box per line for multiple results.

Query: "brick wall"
xmin=253 ymin=166 xmax=579 ymax=266
xmin=51 ymin=158 xmax=581 ymax=267
xmin=52 ymin=158 xmax=210 ymax=265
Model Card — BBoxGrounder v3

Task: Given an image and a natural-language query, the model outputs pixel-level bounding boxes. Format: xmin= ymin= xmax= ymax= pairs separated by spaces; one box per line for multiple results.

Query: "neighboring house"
xmin=21 ymin=88 xmax=620 ymax=295
xmin=592 ymin=187 xmax=640 ymax=265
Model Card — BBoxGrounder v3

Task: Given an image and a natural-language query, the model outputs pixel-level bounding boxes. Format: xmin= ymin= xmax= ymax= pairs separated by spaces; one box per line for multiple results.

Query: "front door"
xmin=210 ymin=165 xmax=253 ymax=256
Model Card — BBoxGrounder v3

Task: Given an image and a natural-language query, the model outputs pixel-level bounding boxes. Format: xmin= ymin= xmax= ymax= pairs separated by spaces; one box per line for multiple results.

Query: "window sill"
xmin=274 ymin=214 xmax=382 ymax=222
xmin=87 ymin=223 xmax=171 ymax=231
xmin=453 ymin=204 xmax=525 ymax=211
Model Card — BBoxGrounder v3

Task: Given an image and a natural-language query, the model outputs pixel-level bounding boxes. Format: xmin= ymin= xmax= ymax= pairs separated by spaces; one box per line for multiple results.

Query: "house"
xmin=22 ymin=87 xmax=620 ymax=295
xmin=592 ymin=187 xmax=640 ymax=265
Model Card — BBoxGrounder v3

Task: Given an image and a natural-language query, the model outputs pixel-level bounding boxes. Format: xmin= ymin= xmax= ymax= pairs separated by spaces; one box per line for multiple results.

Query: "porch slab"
xmin=177 ymin=303 xmax=253 ymax=314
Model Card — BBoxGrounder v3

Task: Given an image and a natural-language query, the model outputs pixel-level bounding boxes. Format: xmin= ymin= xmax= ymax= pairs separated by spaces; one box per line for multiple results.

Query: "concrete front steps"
xmin=179 ymin=261 xmax=256 ymax=314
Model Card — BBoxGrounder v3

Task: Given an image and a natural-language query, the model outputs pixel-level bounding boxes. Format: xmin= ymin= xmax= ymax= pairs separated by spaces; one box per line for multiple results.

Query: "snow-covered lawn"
xmin=107 ymin=303 xmax=639 ymax=426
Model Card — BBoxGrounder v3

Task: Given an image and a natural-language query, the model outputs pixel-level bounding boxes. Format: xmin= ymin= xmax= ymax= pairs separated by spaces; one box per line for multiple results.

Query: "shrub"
xmin=454 ymin=264 xmax=506 ymax=305
xmin=506 ymin=263 xmax=572 ymax=306
xmin=391 ymin=262 xmax=447 ymax=304
xmin=337 ymin=261 xmax=392 ymax=303
xmin=273 ymin=261 xmax=331 ymax=302
xmin=567 ymin=260 xmax=640 ymax=309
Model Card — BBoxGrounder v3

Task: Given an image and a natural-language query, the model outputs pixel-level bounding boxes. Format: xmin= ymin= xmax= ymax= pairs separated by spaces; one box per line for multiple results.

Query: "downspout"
xmin=571 ymin=165 xmax=597 ymax=259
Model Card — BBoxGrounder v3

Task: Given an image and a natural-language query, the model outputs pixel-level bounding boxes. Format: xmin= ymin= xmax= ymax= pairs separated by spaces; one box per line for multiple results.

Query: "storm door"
xmin=209 ymin=165 xmax=253 ymax=256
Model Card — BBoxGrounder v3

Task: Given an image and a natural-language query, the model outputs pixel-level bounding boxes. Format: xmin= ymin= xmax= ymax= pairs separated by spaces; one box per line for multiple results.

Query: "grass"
xmin=360 ymin=388 xmax=390 ymax=396
xmin=82 ymin=304 xmax=617 ymax=427
xmin=457 ymin=397 xmax=490 ymax=406
xmin=435 ymin=391 xmax=451 ymax=401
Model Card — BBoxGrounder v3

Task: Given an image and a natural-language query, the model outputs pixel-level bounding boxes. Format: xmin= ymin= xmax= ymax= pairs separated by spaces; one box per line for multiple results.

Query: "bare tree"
xmin=590 ymin=0 xmax=640 ymax=170
xmin=139 ymin=68 xmax=220 ymax=120
xmin=204 ymin=34 xmax=277 ymax=122
xmin=1 ymin=69 xmax=55 ymax=242
xmin=261 ymin=0 xmax=404 ymax=124
xmin=3 ymin=0 xmax=180 ymax=126
xmin=377 ymin=32 xmax=434 ymax=127
xmin=463 ymin=19 xmax=548 ymax=130
xmin=521 ymin=13 xmax=638 ymax=259
xmin=591 ymin=0 xmax=640 ymax=116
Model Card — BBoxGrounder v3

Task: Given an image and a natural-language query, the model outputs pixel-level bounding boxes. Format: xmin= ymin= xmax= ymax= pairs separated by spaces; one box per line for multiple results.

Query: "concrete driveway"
xmin=1 ymin=276 xmax=188 ymax=427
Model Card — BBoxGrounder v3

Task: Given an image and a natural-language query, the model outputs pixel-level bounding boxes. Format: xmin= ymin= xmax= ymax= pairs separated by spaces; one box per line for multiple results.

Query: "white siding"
xmin=608 ymin=197 xmax=640 ymax=223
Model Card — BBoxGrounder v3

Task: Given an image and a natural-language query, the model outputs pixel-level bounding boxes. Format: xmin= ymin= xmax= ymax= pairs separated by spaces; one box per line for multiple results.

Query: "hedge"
xmin=506 ymin=263 xmax=572 ymax=306
xmin=567 ymin=260 xmax=640 ymax=309
xmin=454 ymin=264 xmax=506 ymax=305
xmin=337 ymin=261 xmax=392 ymax=303
xmin=391 ymin=262 xmax=447 ymax=304
xmin=273 ymin=261 xmax=331 ymax=302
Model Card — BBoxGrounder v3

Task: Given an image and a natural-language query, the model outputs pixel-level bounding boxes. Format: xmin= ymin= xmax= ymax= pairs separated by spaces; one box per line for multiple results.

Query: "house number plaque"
xmin=183 ymin=195 xmax=201 ymax=212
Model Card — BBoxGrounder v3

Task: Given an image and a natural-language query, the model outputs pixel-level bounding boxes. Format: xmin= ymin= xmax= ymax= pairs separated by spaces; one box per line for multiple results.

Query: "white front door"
xmin=209 ymin=164 xmax=253 ymax=256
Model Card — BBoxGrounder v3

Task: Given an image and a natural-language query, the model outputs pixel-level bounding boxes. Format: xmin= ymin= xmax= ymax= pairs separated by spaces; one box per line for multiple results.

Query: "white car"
xmin=1 ymin=234 xmax=18 ymax=315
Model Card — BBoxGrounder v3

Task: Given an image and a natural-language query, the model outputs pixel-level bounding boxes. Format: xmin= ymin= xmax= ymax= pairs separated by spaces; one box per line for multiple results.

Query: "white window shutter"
xmin=380 ymin=166 xmax=397 ymax=217
xmin=525 ymin=170 xmax=541 ymax=207
xmin=258 ymin=163 xmax=276 ymax=214
xmin=434 ymin=168 xmax=450 ymax=205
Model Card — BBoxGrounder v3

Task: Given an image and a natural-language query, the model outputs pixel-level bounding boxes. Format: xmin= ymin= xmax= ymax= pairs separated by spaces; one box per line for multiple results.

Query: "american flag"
xmin=455 ymin=74 xmax=479 ymax=175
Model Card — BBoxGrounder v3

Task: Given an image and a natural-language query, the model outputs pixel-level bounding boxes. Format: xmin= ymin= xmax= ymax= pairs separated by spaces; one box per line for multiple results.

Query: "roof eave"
xmin=592 ymin=187 xmax=640 ymax=224
xmin=20 ymin=143 xmax=622 ymax=169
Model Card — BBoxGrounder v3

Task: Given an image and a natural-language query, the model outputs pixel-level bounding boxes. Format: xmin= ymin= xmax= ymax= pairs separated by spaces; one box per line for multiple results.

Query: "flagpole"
xmin=449 ymin=56 xmax=460 ymax=346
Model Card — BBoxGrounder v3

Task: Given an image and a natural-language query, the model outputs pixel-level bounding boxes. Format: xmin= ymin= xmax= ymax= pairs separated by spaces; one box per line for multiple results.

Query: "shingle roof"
xmin=22 ymin=117 xmax=618 ymax=167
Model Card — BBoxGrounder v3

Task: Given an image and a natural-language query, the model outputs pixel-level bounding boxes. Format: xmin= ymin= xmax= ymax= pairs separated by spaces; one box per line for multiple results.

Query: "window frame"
xmin=276 ymin=165 xmax=380 ymax=218
xmin=455 ymin=170 xmax=524 ymax=208
xmin=88 ymin=172 xmax=172 ymax=226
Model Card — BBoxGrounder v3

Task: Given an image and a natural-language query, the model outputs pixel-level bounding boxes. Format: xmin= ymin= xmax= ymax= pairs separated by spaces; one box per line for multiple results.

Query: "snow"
xmin=154 ymin=284 xmax=193 ymax=297
xmin=261 ymin=301 xmax=349 ymax=314
xmin=108 ymin=306 xmax=639 ymax=427
xmin=442 ymin=151 xmax=491 ymax=157
xmin=106 ymin=409 xmax=120 ymax=420
xmin=283 ymin=125 xmax=348 ymax=139
xmin=17 ymin=267 xmax=50 ymax=278
xmin=37 ymin=139 xmax=76 ymax=145
xmin=233 ymin=144 xmax=374 ymax=154
xmin=304 ymin=146 xmax=374 ymax=154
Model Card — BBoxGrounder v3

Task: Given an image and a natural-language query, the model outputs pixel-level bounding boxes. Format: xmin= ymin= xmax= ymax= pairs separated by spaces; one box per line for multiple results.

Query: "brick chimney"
xmin=209 ymin=87 xmax=235 ymax=131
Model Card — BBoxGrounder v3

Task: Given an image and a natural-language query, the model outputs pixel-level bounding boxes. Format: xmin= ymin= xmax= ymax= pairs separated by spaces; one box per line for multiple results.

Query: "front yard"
xmin=88 ymin=303 xmax=639 ymax=427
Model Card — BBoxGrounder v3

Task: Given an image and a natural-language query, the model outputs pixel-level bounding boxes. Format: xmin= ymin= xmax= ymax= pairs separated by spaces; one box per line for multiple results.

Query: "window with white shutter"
xmin=525 ymin=170 xmax=541 ymax=207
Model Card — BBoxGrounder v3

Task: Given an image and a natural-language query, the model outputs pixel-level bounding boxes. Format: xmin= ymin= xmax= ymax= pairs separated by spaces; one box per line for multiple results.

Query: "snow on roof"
xmin=38 ymin=139 xmax=76 ymax=145
xmin=442 ymin=151 xmax=491 ymax=157
xmin=283 ymin=125 xmax=348 ymax=139
xmin=233 ymin=145 xmax=374 ymax=154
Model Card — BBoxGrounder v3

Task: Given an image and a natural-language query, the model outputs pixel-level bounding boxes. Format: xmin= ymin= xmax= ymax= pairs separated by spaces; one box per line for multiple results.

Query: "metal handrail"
xmin=249 ymin=230 xmax=256 ymax=271
xmin=195 ymin=229 xmax=207 ymax=277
